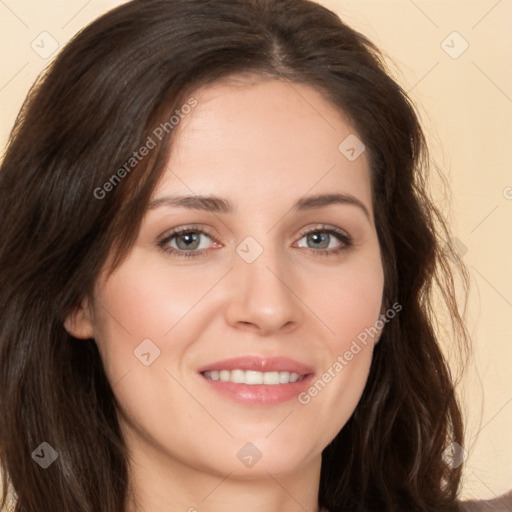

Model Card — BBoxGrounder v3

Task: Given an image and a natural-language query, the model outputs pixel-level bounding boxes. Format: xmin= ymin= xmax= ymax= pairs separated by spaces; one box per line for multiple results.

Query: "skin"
xmin=65 ymin=77 xmax=385 ymax=512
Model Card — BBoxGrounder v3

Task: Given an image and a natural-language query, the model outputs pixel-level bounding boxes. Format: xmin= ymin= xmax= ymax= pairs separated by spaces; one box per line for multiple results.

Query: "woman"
xmin=0 ymin=0 xmax=483 ymax=510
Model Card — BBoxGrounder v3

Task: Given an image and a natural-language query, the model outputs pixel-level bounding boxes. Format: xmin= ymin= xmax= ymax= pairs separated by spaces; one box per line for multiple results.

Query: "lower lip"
xmin=200 ymin=373 xmax=315 ymax=406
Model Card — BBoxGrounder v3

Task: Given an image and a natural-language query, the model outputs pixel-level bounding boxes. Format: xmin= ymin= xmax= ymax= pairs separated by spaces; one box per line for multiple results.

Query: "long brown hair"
xmin=0 ymin=0 xmax=470 ymax=510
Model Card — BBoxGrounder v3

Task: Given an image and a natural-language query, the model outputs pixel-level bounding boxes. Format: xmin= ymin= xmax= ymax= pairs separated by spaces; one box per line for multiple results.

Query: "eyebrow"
xmin=148 ymin=192 xmax=371 ymax=221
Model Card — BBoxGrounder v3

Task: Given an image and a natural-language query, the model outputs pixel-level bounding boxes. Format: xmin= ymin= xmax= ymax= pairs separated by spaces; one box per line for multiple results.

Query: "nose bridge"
xmin=225 ymin=234 xmax=302 ymax=333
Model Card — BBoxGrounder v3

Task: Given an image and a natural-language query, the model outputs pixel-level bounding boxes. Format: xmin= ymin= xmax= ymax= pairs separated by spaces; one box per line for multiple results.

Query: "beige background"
xmin=0 ymin=0 xmax=510 ymax=502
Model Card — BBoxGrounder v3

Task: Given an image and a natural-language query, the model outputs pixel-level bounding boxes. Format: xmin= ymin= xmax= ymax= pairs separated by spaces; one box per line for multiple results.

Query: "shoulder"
xmin=459 ymin=490 xmax=512 ymax=511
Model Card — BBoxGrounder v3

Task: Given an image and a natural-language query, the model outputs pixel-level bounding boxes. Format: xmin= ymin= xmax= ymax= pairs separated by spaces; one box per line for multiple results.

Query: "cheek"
xmin=296 ymin=251 xmax=384 ymax=438
xmin=311 ymin=252 xmax=385 ymax=351
xmin=91 ymin=252 xmax=218 ymax=348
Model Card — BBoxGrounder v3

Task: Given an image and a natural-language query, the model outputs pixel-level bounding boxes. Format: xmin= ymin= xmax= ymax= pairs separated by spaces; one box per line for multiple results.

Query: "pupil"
xmin=308 ymin=232 xmax=328 ymax=249
xmin=178 ymin=232 xmax=199 ymax=249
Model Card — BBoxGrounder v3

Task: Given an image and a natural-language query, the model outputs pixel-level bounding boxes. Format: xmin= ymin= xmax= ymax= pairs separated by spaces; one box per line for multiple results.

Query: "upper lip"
xmin=197 ymin=356 xmax=315 ymax=376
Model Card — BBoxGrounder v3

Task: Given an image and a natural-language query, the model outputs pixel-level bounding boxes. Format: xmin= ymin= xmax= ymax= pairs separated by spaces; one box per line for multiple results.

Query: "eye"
xmin=158 ymin=225 xmax=217 ymax=258
xmin=294 ymin=226 xmax=352 ymax=256
xmin=158 ymin=224 xmax=353 ymax=259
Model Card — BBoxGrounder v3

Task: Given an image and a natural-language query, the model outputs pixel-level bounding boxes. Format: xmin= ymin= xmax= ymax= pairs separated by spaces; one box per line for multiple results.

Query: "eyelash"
xmin=158 ymin=224 xmax=353 ymax=259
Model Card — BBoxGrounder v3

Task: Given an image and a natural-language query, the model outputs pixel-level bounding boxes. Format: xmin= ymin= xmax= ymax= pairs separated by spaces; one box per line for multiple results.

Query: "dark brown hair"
xmin=0 ymin=0 xmax=470 ymax=510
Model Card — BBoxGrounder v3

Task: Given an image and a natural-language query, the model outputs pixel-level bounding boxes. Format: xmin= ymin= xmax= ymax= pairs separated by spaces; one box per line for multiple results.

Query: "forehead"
xmin=154 ymin=77 xmax=372 ymax=213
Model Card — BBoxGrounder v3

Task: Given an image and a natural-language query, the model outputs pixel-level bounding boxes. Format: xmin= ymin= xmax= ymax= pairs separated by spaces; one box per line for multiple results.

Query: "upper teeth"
xmin=203 ymin=370 xmax=303 ymax=385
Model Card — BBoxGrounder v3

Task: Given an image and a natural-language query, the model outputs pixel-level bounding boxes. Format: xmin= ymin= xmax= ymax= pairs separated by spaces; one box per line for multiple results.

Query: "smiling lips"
xmin=198 ymin=356 xmax=315 ymax=405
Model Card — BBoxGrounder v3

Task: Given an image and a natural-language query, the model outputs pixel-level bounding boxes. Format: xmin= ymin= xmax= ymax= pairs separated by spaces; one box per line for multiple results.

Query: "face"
xmin=66 ymin=77 xmax=384 ymax=483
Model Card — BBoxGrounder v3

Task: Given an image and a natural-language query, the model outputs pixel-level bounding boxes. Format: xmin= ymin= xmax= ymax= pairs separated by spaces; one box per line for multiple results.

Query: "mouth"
xmin=197 ymin=356 xmax=315 ymax=406
xmin=201 ymin=369 xmax=306 ymax=385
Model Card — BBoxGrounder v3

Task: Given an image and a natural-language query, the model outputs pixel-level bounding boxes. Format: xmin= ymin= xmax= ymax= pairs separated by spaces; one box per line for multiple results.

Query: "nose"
xmin=224 ymin=244 xmax=304 ymax=336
